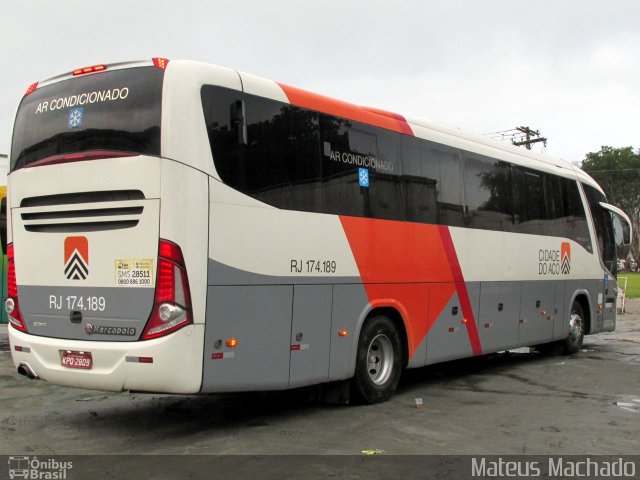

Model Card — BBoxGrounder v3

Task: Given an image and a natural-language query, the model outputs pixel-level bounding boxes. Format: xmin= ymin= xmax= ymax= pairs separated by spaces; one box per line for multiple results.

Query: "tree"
xmin=581 ymin=146 xmax=640 ymax=260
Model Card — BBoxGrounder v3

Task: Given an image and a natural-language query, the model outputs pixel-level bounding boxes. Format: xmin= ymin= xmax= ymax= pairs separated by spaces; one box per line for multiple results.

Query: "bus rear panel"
xmin=8 ymin=60 xmax=204 ymax=393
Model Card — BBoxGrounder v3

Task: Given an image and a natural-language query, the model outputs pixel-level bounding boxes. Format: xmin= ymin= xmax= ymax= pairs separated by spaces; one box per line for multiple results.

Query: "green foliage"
xmin=582 ymin=146 xmax=640 ymax=258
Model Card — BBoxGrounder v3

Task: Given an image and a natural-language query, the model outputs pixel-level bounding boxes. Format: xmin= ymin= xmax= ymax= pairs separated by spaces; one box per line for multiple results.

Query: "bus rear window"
xmin=10 ymin=66 xmax=163 ymax=171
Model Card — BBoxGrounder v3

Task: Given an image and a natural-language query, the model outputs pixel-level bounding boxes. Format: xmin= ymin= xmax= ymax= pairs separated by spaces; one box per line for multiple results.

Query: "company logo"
xmin=85 ymin=324 xmax=136 ymax=336
xmin=64 ymin=236 xmax=89 ymax=280
xmin=561 ymin=242 xmax=571 ymax=274
xmin=538 ymin=243 xmax=571 ymax=276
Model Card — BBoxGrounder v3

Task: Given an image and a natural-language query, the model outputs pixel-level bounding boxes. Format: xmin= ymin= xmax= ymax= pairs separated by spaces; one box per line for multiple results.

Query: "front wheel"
xmin=563 ymin=301 xmax=585 ymax=354
xmin=351 ymin=315 xmax=403 ymax=404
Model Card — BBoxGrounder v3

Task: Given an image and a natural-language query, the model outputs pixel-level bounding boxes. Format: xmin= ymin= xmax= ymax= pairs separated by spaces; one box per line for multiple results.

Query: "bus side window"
xmin=463 ymin=156 xmax=513 ymax=232
xmin=432 ymin=146 xmax=463 ymax=227
xmin=583 ymin=185 xmax=616 ymax=274
xmin=367 ymin=131 xmax=403 ymax=221
xmin=319 ymin=114 xmax=366 ymax=218
xmin=563 ymin=179 xmax=591 ymax=252
xmin=402 ymin=138 xmax=438 ymax=224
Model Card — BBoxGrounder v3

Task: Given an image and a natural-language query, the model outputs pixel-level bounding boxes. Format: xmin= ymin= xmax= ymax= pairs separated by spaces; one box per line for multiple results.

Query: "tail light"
xmin=72 ymin=64 xmax=107 ymax=76
xmin=6 ymin=244 xmax=27 ymax=333
xmin=152 ymin=58 xmax=169 ymax=70
xmin=141 ymin=240 xmax=192 ymax=340
xmin=25 ymin=82 xmax=39 ymax=97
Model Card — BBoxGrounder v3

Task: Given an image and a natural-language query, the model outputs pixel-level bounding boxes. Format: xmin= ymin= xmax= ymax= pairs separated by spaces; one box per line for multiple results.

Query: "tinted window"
xmin=402 ymin=139 xmax=464 ymax=226
xmin=11 ymin=67 xmax=163 ymax=170
xmin=512 ymin=166 xmax=591 ymax=249
xmin=584 ymin=185 xmax=615 ymax=272
xmin=202 ymin=86 xmax=322 ymax=212
xmin=402 ymin=138 xmax=438 ymax=224
xmin=434 ymin=146 xmax=464 ymax=227
xmin=367 ymin=131 xmax=403 ymax=220
xmin=201 ymin=84 xmax=589 ymax=245
xmin=464 ymin=156 xmax=513 ymax=231
xmin=559 ymin=179 xmax=591 ymax=251
xmin=320 ymin=114 xmax=366 ymax=217
xmin=402 ymin=140 xmax=464 ymax=226
xmin=513 ymin=166 xmax=548 ymax=234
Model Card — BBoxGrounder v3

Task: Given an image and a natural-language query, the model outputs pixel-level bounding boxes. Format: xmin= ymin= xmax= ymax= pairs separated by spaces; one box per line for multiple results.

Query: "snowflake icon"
xmin=68 ymin=107 xmax=84 ymax=129
xmin=358 ymin=167 xmax=370 ymax=187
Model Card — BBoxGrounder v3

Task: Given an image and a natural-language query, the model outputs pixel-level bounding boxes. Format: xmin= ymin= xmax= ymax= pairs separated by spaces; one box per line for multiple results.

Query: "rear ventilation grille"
xmin=21 ymin=190 xmax=145 ymax=208
xmin=25 ymin=221 xmax=139 ymax=233
xmin=20 ymin=190 xmax=147 ymax=233
xmin=22 ymin=207 xmax=143 ymax=221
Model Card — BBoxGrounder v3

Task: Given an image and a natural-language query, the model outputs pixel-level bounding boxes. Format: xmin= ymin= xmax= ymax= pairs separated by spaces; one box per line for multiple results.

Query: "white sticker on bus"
xmin=115 ymin=259 xmax=154 ymax=287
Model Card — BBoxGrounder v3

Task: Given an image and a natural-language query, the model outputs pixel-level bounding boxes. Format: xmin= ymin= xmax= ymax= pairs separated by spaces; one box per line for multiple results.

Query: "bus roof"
xmin=21 ymin=58 xmax=603 ymax=193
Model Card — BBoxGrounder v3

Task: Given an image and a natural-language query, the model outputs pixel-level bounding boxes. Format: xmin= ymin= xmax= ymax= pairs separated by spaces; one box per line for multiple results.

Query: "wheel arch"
xmin=363 ymin=306 xmax=409 ymax=369
xmin=570 ymin=291 xmax=592 ymax=335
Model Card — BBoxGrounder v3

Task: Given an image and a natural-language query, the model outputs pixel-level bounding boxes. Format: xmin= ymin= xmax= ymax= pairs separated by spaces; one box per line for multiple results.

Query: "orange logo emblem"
xmin=64 ymin=236 xmax=89 ymax=280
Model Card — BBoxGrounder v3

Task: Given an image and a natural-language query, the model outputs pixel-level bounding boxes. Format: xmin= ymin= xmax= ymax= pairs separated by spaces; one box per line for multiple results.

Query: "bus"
xmin=7 ymin=59 xmax=632 ymax=403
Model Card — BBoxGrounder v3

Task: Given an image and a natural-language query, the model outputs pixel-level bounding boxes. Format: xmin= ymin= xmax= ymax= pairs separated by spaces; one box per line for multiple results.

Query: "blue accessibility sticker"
xmin=68 ymin=107 xmax=84 ymax=129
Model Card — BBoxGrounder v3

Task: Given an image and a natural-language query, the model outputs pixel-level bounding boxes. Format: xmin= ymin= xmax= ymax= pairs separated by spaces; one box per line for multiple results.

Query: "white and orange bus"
xmin=7 ymin=59 xmax=631 ymax=403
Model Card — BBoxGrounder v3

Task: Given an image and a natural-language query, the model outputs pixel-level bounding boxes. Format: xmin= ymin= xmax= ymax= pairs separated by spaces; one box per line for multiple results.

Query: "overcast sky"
xmin=1 ymin=0 xmax=638 ymax=164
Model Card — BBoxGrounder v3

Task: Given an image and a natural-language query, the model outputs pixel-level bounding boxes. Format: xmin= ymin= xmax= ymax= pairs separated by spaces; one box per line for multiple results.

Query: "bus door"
xmin=599 ymin=202 xmax=633 ymax=330
xmin=586 ymin=187 xmax=632 ymax=331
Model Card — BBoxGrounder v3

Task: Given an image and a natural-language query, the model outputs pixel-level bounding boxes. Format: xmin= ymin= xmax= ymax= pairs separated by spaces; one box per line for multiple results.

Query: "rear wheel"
xmin=351 ymin=315 xmax=403 ymax=404
xmin=563 ymin=301 xmax=585 ymax=354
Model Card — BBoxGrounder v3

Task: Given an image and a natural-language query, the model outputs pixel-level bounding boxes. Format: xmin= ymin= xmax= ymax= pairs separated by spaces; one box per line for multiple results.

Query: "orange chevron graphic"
xmin=561 ymin=242 xmax=571 ymax=275
xmin=64 ymin=236 xmax=89 ymax=280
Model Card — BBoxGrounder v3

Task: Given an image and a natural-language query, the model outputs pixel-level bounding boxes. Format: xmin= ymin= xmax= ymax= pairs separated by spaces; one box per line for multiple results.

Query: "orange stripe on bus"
xmin=277 ymin=83 xmax=414 ymax=136
xmin=339 ymin=217 xmax=457 ymax=357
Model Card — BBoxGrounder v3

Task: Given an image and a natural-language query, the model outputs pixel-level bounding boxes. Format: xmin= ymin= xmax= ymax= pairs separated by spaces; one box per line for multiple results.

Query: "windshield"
xmin=11 ymin=66 xmax=163 ymax=171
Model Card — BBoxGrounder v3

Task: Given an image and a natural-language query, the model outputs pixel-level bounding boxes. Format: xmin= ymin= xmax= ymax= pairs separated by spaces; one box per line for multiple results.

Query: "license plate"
xmin=61 ymin=350 xmax=92 ymax=369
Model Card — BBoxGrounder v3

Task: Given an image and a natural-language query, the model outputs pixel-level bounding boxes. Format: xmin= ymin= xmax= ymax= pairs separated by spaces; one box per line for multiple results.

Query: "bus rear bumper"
xmin=8 ymin=325 xmax=204 ymax=394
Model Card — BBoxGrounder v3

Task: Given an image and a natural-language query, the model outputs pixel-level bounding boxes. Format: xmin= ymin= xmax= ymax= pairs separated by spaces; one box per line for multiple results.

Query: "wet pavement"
xmin=0 ymin=301 xmax=639 ymax=456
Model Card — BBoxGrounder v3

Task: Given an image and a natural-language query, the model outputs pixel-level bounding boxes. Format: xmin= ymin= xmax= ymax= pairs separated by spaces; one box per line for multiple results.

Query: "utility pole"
xmin=487 ymin=126 xmax=547 ymax=151
xmin=512 ymin=126 xmax=547 ymax=150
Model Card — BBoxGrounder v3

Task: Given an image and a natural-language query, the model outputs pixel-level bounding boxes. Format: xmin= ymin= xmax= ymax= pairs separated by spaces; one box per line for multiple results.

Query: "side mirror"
xmin=230 ymin=100 xmax=248 ymax=146
xmin=599 ymin=202 xmax=632 ymax=246
xmin=613 ymin=215 xmax=632 ymax=246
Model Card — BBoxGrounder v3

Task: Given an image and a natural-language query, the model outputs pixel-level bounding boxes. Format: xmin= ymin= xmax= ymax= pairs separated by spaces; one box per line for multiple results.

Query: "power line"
xmin=487 ymin=126 xmax=547 ymax=150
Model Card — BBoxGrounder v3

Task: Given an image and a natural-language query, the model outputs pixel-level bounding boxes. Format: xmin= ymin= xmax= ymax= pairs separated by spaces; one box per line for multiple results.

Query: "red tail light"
xmin=141 ymin=239 xmax=193 ymax=340
xmin=25 ymin=82 xmax=39 ymax=97
xmin=72 ymin=64 xmax=107 ymax=76
xmin=152 ymin=58 xmax=169 ymax=70
xmin=6 ymin=244 xmax=27 ymax=333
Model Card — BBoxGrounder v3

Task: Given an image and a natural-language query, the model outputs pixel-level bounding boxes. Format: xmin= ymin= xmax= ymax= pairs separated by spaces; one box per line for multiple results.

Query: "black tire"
xmin=351 ymin=315 xmax=403 ymax=404
xmin=563 ymin=301 xmax=585 ymax=354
